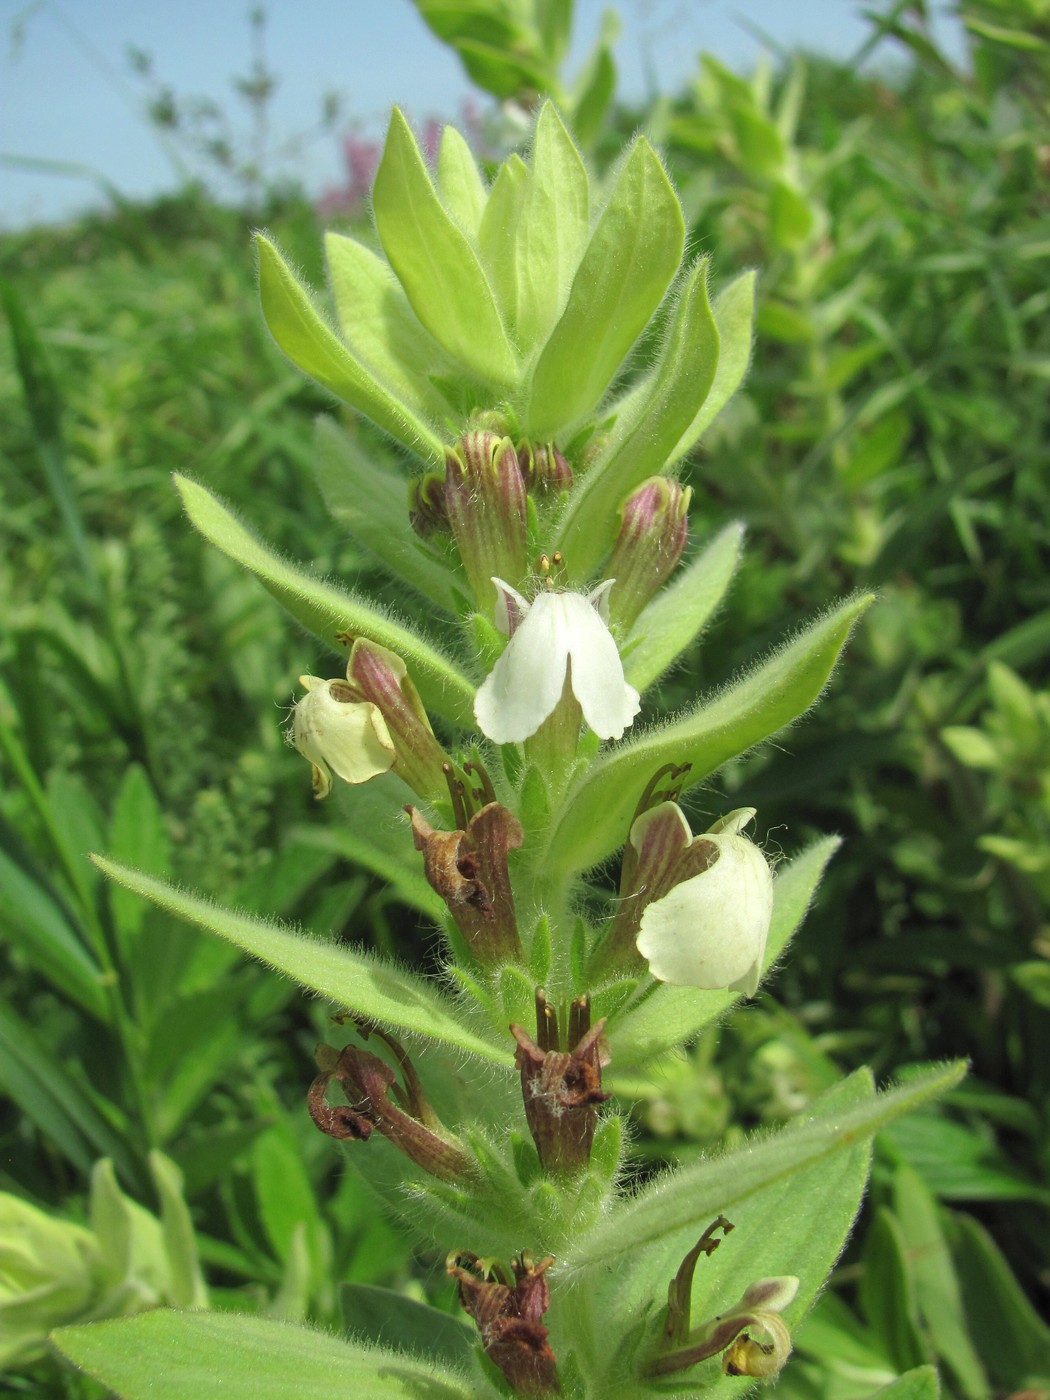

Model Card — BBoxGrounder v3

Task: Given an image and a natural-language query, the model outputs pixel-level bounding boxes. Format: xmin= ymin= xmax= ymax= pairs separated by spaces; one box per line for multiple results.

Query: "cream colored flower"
xmin=636 ymin=809 xmax=773 ymax=995
xmin=291 ymin=675 xmax=395 ymax=799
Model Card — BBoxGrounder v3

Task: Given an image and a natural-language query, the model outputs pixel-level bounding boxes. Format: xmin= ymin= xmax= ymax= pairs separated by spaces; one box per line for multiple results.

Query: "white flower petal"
xmin=587 ymin=577 xmax=616 ymax=624
xmin=739 ymin=1276 xmax=800 ymax=1313
xmin=474 ymin=591 xmax=572 ymax=742
xmin=563 ymin=592 xmax=640 ymax=740
xmin=636 ymin=828 xmax=773 ymax=989
xmin=474 ymin=586 xmax=641 ymax=744
xmin=490 ymin=577 xmax=531 ymax=637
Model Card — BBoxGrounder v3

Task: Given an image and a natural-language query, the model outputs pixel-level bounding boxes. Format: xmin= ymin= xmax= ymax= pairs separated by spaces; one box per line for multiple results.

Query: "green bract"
xmin=258 ymin=104 xmax=722 ymax=468
xmin=3 ymin=1154 xmax=201 ymax=1369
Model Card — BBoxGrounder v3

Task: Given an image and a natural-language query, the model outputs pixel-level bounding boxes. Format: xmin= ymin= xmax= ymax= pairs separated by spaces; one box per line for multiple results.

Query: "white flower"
xmin=291 ymin=675 xmax=395 ymax=799
xmin=473 ymin=579 xmax=641 ymax=744
xmin=635 ymin=809 xmax=773 ymax=995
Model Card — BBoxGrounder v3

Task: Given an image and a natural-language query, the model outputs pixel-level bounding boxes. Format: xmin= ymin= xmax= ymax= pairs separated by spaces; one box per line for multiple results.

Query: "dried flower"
xmin=511 ymin=992 xmax=610 ymax=1173
xmin=447 ymin=1250 xmax=559 ymax=1396
xmin=308 ymin=1028 xmax=473 ymax=1184
xmin=407 ymin=800 xmax=524 ymax=965
xmin=648 ymin=1232 xmax=798 ymax=1382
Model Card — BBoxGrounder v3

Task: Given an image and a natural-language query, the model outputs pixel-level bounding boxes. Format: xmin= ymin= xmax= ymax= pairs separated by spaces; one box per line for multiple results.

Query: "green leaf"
xmin=546 ymin=594 xmax=872 ymax=875
xmin=150 ymin=1151 xmax=208 ymax=1310
xmin=557 ymin=256 xmax=719 ymax=581
xmin=44 ymin=770 xmax=104 ymax=910
xmin=108 ymin=763 xmax=170 ymax=946
xmin=940 ymin=725 xmax=998 ymax=770
xmin=147 ymin=986 xmax=248 ymax=1140
xmin=565 ymin=1062 xmax=965 ymax=1277
xmin=757 ymin=296 xmax=815 ymax=345
xmin=525 ymin=138 xmax=684 ymax=438
xmin=323 ymin=232 xmax=458 ymax=428
xmin=860 ymin=1208 xmax=929 ymax=1373
xmin=670 ymin=269 xmax=756 ymax=462
xmin=51 ymin=1310 xmax=488 ymax=1399
xmin=250 ymin=1125 xmax=327 ymax=1277
xmin=728 ymin=101 xmax=786 ymax=178
xmin=870 ymin=1367 xmax=942 ymax=1399
xmin=987 ymin=659 xmax=1040 ymax=731
xmin=1 ymin=276 xmax=95 ymax=585
xmin=410 ymin=2 xmax=519 ymax=49
xmin=477 ymin=153 xmax=528 ymax=332
xmin=437 ymin=125 xmax=488 ymax=237
xmin=341 ymin=1283 xmax=474 ymax=1366
xmin=536 ymin=0 xmax=572 ymax=67
xmin=792 ymin=1289 xmax=898 ymax=1390
xmin=623 ymin=522 xmax=744 ymax=691
xmin=174 ymin=474 xmax=475 ymax=727
xmin=882 ymin=1113 xmax=1049 ymax=1203
xmin=963 ymin=16 xmax=1050 ymax=51
xmin=506 ymin=102 xmax=590 ymax=350
xmin=949 ymin=1213 xmax=1050 ymax=1389
xmin=0 ymin=1002 xmax=135 ymax=1181
xmin=570 ymin=31 xmax=618 ymax=147
xmin=608 ymin=835 xmax=841 ymax=1067
xmin=770 ymin=178 xmax=815 ymax=251
xmin=256 ymin=236 xmax=444 ymax=465
xmin=312 ymin=417 xmax=460 ymax=613
xmin=449 ymin=39 xmax=550 ymax=103
xmin=373 ymin=108 xmax=517 ymax=386
xmin=89 ymin=856 xmax=512 ymax=1067
xmin=0 ymin=842 xmax=105 ymax=1019
xmin=89 ymin=1159 xmax=138 ymax=1285
xmin=289 ymin=785 xmax=446 ymax=923
xmin=891 ymin=1165 xmax=988 ymax=1399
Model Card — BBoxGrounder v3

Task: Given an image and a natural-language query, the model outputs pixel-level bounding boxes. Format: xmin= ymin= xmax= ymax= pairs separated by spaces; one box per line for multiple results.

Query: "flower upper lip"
xmin=473 ymin=578 xmax=641 ymax=744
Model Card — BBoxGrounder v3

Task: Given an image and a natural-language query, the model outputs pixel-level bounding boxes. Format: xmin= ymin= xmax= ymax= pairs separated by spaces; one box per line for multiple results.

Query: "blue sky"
xmin=0 ymin=0 xmax=964 ymax=228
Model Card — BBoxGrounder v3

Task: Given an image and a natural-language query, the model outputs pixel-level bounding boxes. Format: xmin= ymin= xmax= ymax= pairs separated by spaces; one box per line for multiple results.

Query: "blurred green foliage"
xmin=1 ymin=0 xmax=1048 ymax=1395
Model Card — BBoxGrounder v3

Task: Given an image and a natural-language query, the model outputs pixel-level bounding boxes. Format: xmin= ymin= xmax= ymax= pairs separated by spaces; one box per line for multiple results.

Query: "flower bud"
xmin=291 ymin=676 xmax=395 ymax=799
xmin=603 ymin=477 xmax=691 ymax=631
xmin=635 ymin=808 xmax=774 ymax=996
xmin=408 ymin=469 xmax=450 ymax=538
xmin=444 ymin=432 xmax=528 ymax=613
xmin=517 ymin=440 xmax=573 ymax=496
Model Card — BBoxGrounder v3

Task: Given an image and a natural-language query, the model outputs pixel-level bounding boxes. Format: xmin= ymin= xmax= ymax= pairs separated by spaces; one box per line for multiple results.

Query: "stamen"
xmin=535 ymin=987 xmax=559 ymax=1052
xmin=443 ymin=762 xmax=471 ymax=830
xmin=463 ymin=757 xmax=497 ymax=807
xmin=632 ymin=762 xmax=693 ymax=825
